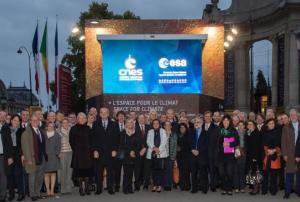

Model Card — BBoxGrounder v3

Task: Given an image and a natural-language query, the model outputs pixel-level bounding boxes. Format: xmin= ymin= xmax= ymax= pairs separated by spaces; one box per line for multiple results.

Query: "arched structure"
xmin=204 ymin=0 xmax=300 ymax=112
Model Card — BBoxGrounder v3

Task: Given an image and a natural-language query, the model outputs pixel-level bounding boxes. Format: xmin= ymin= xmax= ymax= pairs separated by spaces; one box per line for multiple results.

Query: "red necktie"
xmin=141 ymin=125 xmax=145 ymax=138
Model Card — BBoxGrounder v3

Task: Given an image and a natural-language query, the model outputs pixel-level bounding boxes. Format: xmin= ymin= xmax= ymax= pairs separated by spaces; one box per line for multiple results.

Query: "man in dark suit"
xmin=112 ymin=111 xmax=126 ymax=192
xmin=0 ymin=111 xmax=14 ymax=202
xmin=166 ymin=109 xmax=179 ymax=133
xmin=206 ymin=111 xmax=219 ymax=192
xmin=134 ymin=114 xmax=151 ymax=190
xmin=188 ymin=116 xmax=209 ymax=194
xmin=91 ymin=107 xmax=118 ymax=195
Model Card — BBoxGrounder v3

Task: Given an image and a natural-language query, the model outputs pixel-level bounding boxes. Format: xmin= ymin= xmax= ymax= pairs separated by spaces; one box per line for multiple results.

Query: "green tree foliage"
xmin=61 ymin=2 xmax=139 ymax=113
xmin=255 ymin=70 xmax=268 ymax=96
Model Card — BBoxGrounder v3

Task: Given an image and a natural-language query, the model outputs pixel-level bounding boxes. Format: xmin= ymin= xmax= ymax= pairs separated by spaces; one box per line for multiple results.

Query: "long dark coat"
xmin=69 ymin=124 xmax=92 ymax=169
xmin=281 ymin=123 xmax=300 ymax=173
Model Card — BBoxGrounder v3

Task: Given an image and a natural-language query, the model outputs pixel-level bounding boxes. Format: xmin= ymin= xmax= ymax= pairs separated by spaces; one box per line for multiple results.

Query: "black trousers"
xmin=262 ymin=169 xmax=279 ymax=195
xmin=177 ymin=156 xmax=190 ymax=190
xmin=218 ymin=161 xmax=234 ymax=192
xmin=7 ymin=163 xmax=24 ymax=195
xmin=190 ymin=156 xmax=208 ymax=192
xmin=208 ymin=159 xmax=219 ymax=190
xmin=134 ymin=156 xmax=145 ymax=187
xmin=143 ymin=159 xmax=152 ymax=186
xmin=123 ymin=164 xmax=134 ymax=192
xmin=94 ymin=160 xmax=114 ymax=192
xmin=113 ymin=159 xmax=122 ymax=189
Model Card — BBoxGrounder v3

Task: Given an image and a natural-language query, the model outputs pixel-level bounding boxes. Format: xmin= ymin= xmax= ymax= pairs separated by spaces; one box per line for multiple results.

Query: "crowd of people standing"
xmin=0 ymin=106 xmax=300 ymax=201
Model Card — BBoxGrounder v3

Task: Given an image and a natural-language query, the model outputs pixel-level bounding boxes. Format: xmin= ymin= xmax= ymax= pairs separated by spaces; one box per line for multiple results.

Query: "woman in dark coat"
xmin=245 ymin=120 xmax=263 ymax=195
xmin=216 ymin=115 xmax=239 ymax=195
xmin=119 ymin=118 xmax=139 ymax=194
xmin=176 ymin=123 xmax=191 ymax=191
xmin=1 ymin=114 xmax=24 ymax=201
xmin=261 ymin=118 xmax=281 ymax=195
xmin=69 ymin=112 xmax=93 ymax=196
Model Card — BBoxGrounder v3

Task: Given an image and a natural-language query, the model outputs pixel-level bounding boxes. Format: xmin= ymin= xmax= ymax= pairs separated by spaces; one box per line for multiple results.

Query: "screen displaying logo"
xmin=101 ymin=39 xmax=202 ymax=94
xmin=118 ymin=55 xmax=143 ymax=81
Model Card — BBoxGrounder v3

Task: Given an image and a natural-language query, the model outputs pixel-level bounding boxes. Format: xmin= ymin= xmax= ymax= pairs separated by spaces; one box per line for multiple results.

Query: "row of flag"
xmin=32 ymin=19 xmax=59 ymax=109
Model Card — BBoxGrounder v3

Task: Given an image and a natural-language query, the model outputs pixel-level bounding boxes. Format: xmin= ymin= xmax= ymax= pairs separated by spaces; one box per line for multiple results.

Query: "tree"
xmin=254 ymin=70 xmax=268 ymax=112
xmin=62 ymin=2 xmax=139 ymax=113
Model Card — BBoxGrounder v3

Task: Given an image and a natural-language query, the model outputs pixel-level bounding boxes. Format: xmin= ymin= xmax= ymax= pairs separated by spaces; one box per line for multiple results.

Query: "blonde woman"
xmin=58 ymin=118 xmax=73 ymax=194
xmin=69 ymin=112 xmax=93 ymax=196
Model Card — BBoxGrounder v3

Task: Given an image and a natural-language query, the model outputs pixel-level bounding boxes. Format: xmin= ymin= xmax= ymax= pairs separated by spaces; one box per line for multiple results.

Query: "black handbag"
xmin=152 ymin=152 xmax=165 ymax=170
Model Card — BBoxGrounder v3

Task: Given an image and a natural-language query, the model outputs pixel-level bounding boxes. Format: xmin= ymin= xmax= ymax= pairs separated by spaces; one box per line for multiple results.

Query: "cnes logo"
xmin=119 ymin=55 xmax=143 ymax=81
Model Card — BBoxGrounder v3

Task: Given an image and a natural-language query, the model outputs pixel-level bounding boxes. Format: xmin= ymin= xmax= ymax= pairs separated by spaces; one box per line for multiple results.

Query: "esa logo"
xmin=119 ymin=55 xmax=143 ymax=81
xmin=158 ymin=58 xmax=187 ymax=69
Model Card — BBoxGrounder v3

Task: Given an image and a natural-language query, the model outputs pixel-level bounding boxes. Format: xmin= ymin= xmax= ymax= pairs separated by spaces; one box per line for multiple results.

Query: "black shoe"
xmin=17 ymin=194 xmax=25 ymax=201
xmin=31 ymin=197 xmax=38 ymax=201
xmin=221 ymin=191 xmax=227 ymax=195
xmin=134 ymin=185 xmax=140 ymax=191
xmin=143 ymin=185 xmax=148 ymax=190
xmin=211 ymin=188 xmax=216 ymax=192
xmin=283 ymin=193 xmax=290 ymax=199
xmin=8 ymin=195 xmax=14 ymax=201
xmin=261 ymin=191 xmax=267 ymax=195
xmin=115 ymin=186 xmax=120 ymax=192
xmin=164 ymin=187 xmax=171 ymax=191
xmin=108 ymin=190 xmax=115 ymax=195
xmin=190 ymin=190 xmax=198 ymax=194
xmin=202 ymin=190 xmax=208 ymax=194
xmin=95 ymin=190 xmax=102 ymax=195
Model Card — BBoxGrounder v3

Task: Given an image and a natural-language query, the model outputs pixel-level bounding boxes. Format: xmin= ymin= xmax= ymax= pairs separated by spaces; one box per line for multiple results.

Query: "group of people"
xmin=0 ymin=106 xmax=300 ymax=201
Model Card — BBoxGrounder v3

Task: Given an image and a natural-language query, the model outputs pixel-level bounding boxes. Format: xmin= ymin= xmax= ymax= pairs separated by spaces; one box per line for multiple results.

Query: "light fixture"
xmin=72 ymin=27 xmax=80 ymax=34
xmin=224 ymin=41 xmax=230 ymax=48
xmin=79 ymin=35 xmax=85 ymax=41
xmin=90 ymin=20 xmax=99 ymax=24
xmin=227 ymin=35 xmax=234 ymax=42
xmin=231 ymin=28 xmax=238 ymax=35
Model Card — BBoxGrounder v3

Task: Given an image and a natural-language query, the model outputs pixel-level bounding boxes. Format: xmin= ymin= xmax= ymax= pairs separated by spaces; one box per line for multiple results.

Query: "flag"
xmin=54 ymin=20 xmax=58 ymax=98
xmin=40 ymin=20 xmax=49 ymax=94
xmin=32 ymin=22 xmax=39 ymax=94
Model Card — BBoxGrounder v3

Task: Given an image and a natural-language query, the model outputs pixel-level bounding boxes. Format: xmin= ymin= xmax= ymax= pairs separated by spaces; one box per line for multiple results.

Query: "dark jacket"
xmin=0 ymin=124 xmax=13 ymax=174
xmin=216 ymin=127 xmax=240 ymax=162
xmin=245 ymin=129 xmax=263 ymax=170
xmin=91 ymin=118 xmax=118 ymax=164
xmin=188 ymin=126 xmax=209 ymax=164
xmin=1 ymin=125 xmax=23 ymax=167
xmin=69 ymin=124 xmax=92 ymax=169
xmin=119 ymin=131 xmax=139 ymax=164
xmin=135 ymin=123 xmax=151 ymax=150
xmin=207 ymin=123 xmax=219 ymax=163
xmin=177 ymin=132 xmax=190 ymax=161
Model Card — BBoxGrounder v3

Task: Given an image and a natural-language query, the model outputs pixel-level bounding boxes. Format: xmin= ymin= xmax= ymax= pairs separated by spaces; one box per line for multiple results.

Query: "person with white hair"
xmin=69 ymin=112 xmax=93 ymax=196
xmin=281 ymin=108 xmax=300 ymax=199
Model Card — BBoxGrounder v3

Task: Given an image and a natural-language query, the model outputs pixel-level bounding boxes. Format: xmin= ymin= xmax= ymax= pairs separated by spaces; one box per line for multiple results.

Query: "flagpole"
xmin=37 ymin=19 xmax=41 ymax=107
xmin=46 ymin=18 xmax=50 ymax=112
xmin=55 ymin=14 xmax=59 ymax=111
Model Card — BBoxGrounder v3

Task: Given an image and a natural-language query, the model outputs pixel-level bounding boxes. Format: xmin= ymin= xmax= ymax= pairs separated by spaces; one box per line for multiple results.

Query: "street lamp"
xmin=17 ymin=46 xmax=33 ymax=106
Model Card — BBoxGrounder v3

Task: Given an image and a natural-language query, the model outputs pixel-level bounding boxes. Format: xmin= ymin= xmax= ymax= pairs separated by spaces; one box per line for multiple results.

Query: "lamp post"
xmin=17 ymin=46 xmax=33 ymax=106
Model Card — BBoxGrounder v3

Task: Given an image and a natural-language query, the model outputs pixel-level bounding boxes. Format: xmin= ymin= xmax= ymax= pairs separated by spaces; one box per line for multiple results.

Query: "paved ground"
xmin=22 ymin=189 xmax=300 ymax=202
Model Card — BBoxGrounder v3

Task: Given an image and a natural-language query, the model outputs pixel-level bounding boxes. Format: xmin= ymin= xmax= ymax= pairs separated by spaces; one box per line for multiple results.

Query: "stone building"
xmin=0 ymin=80 xmax=39 ymax=114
